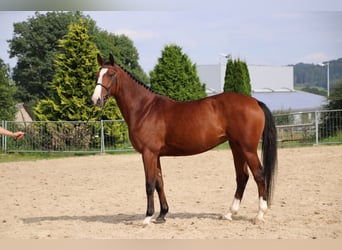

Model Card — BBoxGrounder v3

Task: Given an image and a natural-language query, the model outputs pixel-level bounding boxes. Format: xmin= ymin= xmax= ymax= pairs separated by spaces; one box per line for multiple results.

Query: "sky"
xmin=0 ymin=1 xmax=342 ymax=73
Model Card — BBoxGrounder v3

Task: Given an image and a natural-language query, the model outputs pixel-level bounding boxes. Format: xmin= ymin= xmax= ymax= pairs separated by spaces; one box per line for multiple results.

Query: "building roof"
xmin=252 ymin=90 xmax=327 ymax=111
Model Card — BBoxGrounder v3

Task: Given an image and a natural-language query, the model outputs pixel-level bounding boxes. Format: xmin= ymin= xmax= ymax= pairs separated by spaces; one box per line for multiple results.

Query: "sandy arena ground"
xmin=0 ymin=145 xmax=341 ymax=239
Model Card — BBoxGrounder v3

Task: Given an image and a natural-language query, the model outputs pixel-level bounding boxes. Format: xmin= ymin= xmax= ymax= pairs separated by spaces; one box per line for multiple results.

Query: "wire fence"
xmin=274 ymin=109 xmax=342 ymax=147
xmin=1 ymin=109 xmax=342 ymax=153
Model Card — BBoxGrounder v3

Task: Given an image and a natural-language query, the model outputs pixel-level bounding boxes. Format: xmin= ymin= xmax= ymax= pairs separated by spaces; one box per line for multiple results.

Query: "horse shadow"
xmin=21 ymin=212 xmax=252 ymax=225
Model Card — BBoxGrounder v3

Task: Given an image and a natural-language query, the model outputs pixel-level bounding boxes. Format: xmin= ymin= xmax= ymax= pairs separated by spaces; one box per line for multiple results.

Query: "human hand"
xmin=13 ymin=131 xmax=25 ymax=140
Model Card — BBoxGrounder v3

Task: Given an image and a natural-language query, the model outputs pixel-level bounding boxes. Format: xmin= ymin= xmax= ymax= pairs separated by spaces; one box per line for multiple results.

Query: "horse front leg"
xmin=155 ymin=156 xmax=169 ymax=223
xmin=142 ymin=151 xmax=168 ymax=225
xmin=142 ymin=150 xmax=157 ymax=225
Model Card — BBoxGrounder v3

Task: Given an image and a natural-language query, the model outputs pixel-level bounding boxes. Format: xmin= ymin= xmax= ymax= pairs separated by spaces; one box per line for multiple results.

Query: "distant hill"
xmin=293 ymin=58 xmax=342 ymax=95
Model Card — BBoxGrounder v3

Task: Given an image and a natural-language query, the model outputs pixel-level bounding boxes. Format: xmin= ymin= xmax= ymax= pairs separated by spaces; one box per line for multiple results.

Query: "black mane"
xmin=115 ymin=63 xmax=156 ymax=94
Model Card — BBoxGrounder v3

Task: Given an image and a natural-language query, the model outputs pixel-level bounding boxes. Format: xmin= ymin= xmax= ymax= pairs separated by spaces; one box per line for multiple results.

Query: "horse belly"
xmin=162 ymin=122 xmax=227 ymax=156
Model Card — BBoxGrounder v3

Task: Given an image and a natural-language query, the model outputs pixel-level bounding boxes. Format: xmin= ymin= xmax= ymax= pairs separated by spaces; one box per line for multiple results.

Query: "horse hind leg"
xmin=224 ymin=142 xmax=249 ymax=220
xmin=243 ymin=150 xmax=268 ymax=223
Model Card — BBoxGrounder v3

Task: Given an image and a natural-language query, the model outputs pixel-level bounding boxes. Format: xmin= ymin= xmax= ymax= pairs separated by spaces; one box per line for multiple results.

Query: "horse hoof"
xmin=154 ymin=217 xmax=166 ymax=224
xmin=253 ymin=217 xmax=265 ymax=225
xmin=221 ymin=213 xmax=233 ymax=221
xmin=143 ymin=216 xmax=152 ymax=225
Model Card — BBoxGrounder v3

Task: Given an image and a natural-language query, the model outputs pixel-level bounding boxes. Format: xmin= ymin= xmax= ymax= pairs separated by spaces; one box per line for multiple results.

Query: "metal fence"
xmin=1 ymin=120 xmax=132 ymax=153
xmin=1 ymin=109 xmax=342 ymax=153
xmin=274 ymin=109 xmax=342 ymax=147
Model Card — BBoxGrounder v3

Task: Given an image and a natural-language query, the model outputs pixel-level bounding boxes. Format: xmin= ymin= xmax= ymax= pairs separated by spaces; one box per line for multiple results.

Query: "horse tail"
xmin=258 ymin=101 xmax=278 ymax=206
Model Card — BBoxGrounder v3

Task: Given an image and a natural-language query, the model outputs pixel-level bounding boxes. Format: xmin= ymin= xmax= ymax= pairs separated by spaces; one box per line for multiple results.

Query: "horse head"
xmin=92 ymin=54 xmax=119 ymax=107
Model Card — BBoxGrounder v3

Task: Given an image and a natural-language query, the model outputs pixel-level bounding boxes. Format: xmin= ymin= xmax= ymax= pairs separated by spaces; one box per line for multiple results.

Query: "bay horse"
xmin=92 ymin=54 xmax=277 ymax=225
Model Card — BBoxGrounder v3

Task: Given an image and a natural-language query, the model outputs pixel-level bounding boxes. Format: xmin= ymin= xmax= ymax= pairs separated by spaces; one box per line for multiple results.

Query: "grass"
xmin=1 ymin=139 xmax=341 ymax=163
xmin=0 ymin=147 xmax=139 ymax=163
xmin=0 ymin=152 xmax=96 ymax=163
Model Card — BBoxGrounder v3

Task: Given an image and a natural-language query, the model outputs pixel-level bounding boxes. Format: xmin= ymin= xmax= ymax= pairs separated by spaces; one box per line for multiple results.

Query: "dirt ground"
xmin=0 ymin=145 xmax=341 ymax=239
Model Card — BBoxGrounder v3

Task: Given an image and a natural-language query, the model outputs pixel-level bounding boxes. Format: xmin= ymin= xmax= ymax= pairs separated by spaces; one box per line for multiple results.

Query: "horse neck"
xmin=113 ymin=68 xmax=155 ymax=125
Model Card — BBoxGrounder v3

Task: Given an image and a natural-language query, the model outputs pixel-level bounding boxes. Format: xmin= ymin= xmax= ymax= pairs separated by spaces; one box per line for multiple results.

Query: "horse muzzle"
xmin=92 ymin=94 xmax=104 ymax=107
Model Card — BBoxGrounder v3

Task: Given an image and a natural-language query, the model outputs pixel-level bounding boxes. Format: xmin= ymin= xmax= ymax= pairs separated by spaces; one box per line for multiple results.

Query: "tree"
xmin=0 ymin=58 xmax=17 ymax=121
xmin=93 ymin=31 xmax=148 ymax=84
xmin=223 ymin=56 xmax=251 ymax=96
xmin=8 ymin=11 xmax=149 ymax=114
xmin=319 ymin=80 xmax=342 ymax=139
xmin=150 ymin=44 xmax=206 ymax=101
xmin=33 ymin=22 xmax=127 ymax=148
xmin=326 ymin=80 xmax=342 ymax=110
xmin=112 ymin=34 xmax=149 ymax=84
xmin=34 ymin=21 xmax=124 ymax=123
xmin=34 ymin=22 xmax=99 ymax=121
xmin=8 ymin=11 xmax=87 ymax=109
xmin=294 ymin=59 xmax=342 ymax=93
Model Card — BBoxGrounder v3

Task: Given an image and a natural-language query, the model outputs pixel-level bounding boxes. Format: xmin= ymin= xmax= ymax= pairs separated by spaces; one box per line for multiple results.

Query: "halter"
xmin=96 ymin=66 xmax=118 ymax=99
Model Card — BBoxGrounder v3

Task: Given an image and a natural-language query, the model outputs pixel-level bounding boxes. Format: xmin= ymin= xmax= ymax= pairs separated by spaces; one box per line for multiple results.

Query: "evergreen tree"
xmin=8 ymin=11 xmax=149 ymax=114
xmin=8 ymin=11 xmax=87 ymax=109
xmin=34 ymin=22 xmax=98 ymax=121
xmin=0 ymin=58 xmax=17 ymax=121
xmin=223 ymin=56 xmax=235 ymax=92
xmin=34 ymin=22 xmax=122 ymax=122
xmin=150 ymin=44 xmax=206 ymax=101
xmin=319 ymin=80 xmax=342 ymax=138
xmin=223 ymin=56 xmax=251 ymax=96
xmin=94 ymin=31 xmax=149 ymax=84
xmin=326 ymin=80 xmax=342 ymax=110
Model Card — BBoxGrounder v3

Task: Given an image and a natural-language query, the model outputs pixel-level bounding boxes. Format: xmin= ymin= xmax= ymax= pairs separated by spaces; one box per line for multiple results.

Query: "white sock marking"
xmin=143 ymin=216 xmax=152 ymax=225
xmin=231 ymin=198 xmax=241 ymax=213
xmin=224 ymin=198 xmax=241 ymax=220
xmin=255 ymin=197 xmax=268 ymax=222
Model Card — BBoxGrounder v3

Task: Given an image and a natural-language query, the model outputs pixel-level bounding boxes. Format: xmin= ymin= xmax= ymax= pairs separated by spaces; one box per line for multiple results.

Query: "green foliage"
xmin=223 ymin=56 xmax=251 ymax=95
xmin=319 ymin=81 xmax=342 ymax=139
xmin=0 ymin=58 xmax=17 ymax=121
xmin=94 ymin=31 xmax=149 ymax=84
xmin=272 ymin=109 xmax=295 ymax=125
xmin=150 ymin=44 xmax=206 ymax=101
xmin=33 ymin=22 xmax=127 ymax=146
xmin=294 ymin=58 xmax=342 ymax=93
xmin=296 ymin=86 xmax=326 ymax=96
xmin=326 ymin=80 xmax=342 ymax=110
xmin=8 ymin=11 xmax=87 ymax=109
xmin=34 ymin=22 xmax=100 ymax=121
xmin=8 ymin=11 xmax=149 ymax=114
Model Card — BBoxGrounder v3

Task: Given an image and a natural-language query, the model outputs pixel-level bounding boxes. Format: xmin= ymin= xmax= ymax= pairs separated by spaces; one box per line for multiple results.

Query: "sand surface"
xmin=0 ymin=145 xmax=341 ymax=239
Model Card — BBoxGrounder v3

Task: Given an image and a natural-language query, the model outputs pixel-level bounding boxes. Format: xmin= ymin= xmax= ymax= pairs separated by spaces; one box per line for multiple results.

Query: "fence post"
xmin=3 ymin=120 xmax=7 ymax=152
xmin=100 ymin=120 xmax=105 ymax=154
xmin=315 ymin=111 xmax=319 ymax=145
xmin=1 ymin=120 xmax=4 ymax=151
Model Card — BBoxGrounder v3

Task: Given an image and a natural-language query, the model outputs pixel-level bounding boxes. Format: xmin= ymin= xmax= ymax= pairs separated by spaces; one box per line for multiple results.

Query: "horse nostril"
xmin=96 ymin=98 xmax=101 ymax=106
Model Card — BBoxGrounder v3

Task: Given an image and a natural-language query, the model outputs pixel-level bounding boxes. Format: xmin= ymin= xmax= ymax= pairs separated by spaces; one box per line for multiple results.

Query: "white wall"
xmin=196 ymin=64 xmax=294 ymax=93
xmin=197 ymin=64 xmax=222 ymax=94
xmin=248 ymin=65 xmax=294 ymax=91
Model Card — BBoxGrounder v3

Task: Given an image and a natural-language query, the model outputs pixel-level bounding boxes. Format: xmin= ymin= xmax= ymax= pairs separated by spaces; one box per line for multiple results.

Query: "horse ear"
xmin=109 ymin=54 xmax=115 ymax=66
xmin=97 ymin=54 xmax=104 ymax=66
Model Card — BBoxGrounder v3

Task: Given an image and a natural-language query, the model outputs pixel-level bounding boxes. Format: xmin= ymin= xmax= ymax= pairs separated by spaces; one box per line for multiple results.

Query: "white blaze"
xmin=92 ymin=68 xmax=108 ymax=105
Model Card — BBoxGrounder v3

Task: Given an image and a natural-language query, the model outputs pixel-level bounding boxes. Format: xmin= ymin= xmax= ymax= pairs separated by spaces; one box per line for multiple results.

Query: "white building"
xmin=197 ymin=64 xmax=326 ymax=111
